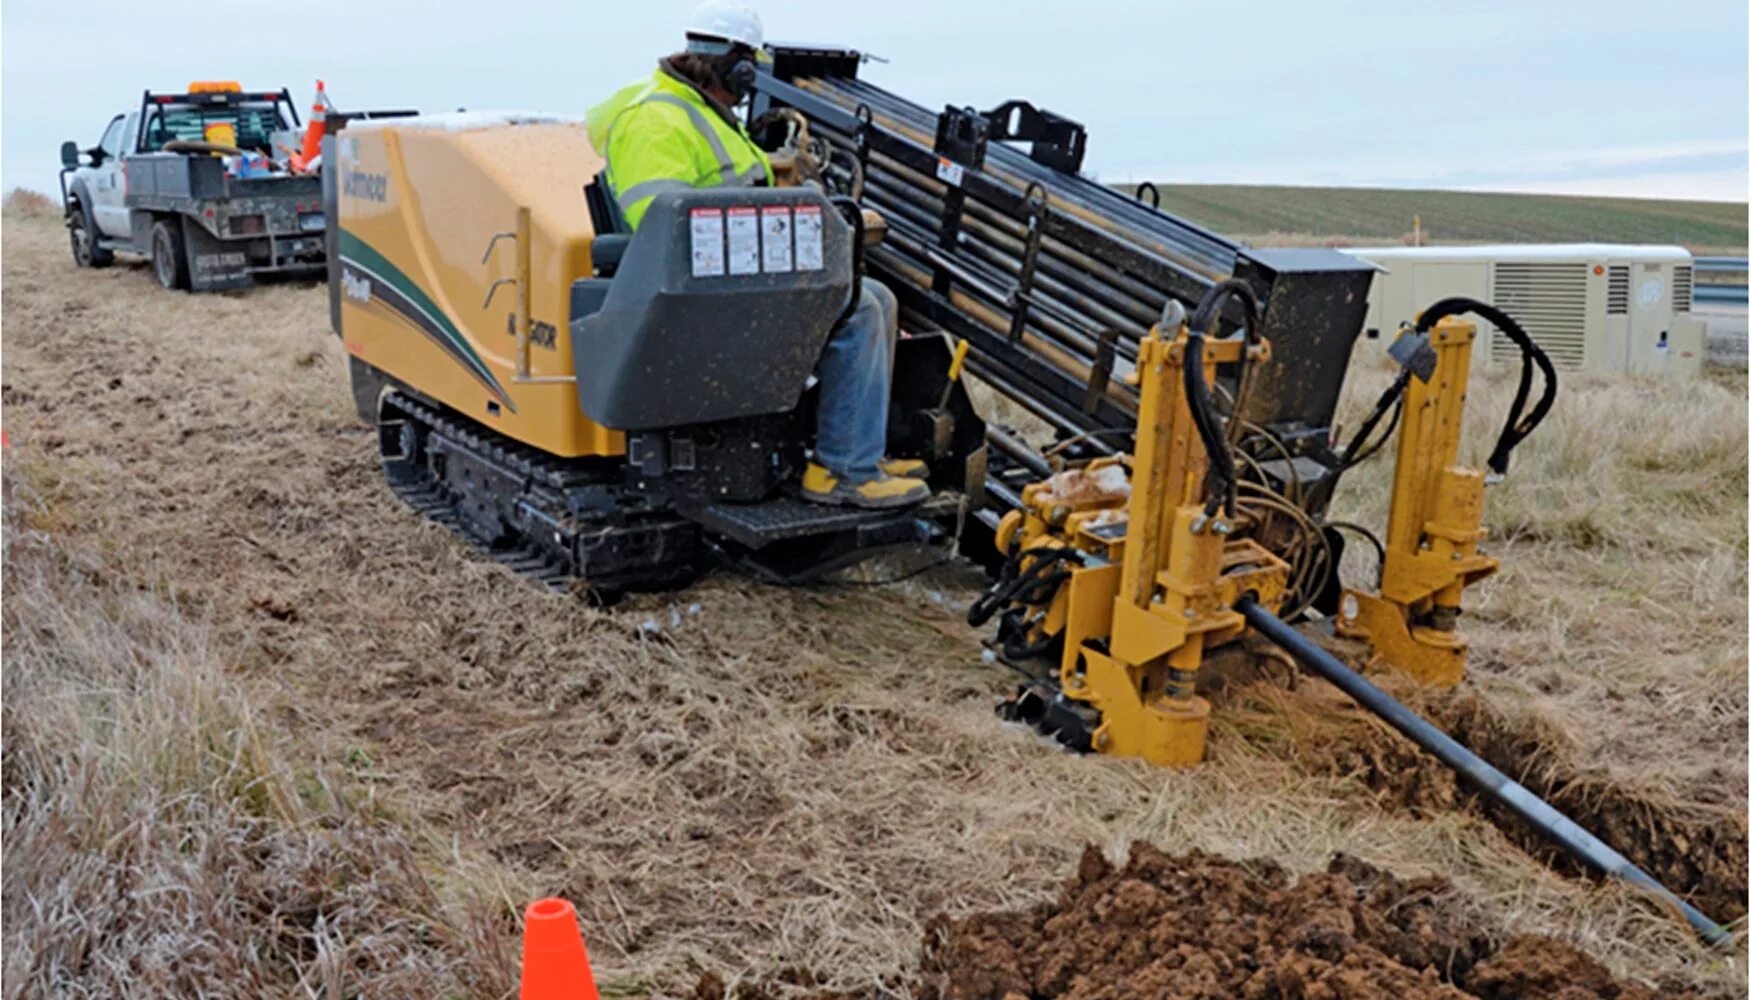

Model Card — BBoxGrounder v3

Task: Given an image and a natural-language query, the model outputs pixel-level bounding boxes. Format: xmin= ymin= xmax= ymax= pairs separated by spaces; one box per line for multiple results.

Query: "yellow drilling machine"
xmin=322 ymin=47 xmax=1722 ymax=940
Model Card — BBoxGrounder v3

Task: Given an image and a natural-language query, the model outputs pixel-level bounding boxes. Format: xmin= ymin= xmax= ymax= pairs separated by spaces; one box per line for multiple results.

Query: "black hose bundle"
xmin=1183 ymin=279 xmax=1262 ymax=519
xmin=967 ymin=544 xmax=1079 ymax=628
xmin=1339 ymin=368 xmax=1411 ymax=471
xmin=1415 ymin=297 xmax=1558 ymax=475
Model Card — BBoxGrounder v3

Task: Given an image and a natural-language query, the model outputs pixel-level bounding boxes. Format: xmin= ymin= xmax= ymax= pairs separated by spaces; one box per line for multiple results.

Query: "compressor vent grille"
xmin=1491 ymin=262 xmax=1588 ymax=371
xmin=1673 ymin=265 xmax=1693 ymax=313
xmin=1606 ymin=266 xmax=1629 ymax=314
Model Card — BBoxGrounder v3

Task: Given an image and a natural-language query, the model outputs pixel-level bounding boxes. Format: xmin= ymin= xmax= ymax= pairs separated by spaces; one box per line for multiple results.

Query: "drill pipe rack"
xmin=753 ymin=45 xmax=1376 ymax=538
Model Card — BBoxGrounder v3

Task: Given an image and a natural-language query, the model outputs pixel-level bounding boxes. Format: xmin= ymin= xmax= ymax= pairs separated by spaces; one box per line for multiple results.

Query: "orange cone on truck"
xmin=289 ymin=80 xmax=330 ymax=174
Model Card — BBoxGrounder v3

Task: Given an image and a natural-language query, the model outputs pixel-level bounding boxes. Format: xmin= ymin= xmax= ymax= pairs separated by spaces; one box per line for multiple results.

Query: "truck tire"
xmin=150 ymin=219 xmax=189 ymax=291
xmin=68 ymin=199 xmax=114 ymax=268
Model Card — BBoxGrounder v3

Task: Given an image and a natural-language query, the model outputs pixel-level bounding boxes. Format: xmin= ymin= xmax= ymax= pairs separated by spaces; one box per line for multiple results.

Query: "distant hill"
xmin=1113 ymin=184 xmax=1747 ymax=254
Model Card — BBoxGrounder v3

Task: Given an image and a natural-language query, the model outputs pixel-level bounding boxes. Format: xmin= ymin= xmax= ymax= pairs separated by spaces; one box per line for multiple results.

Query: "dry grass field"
xmin=2 ymin=191 xmax=1745 ymax=998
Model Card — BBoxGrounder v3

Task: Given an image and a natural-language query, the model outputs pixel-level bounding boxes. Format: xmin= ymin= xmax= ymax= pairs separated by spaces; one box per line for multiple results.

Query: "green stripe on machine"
xmin=339 ymin=229 xmax=515 ymax=409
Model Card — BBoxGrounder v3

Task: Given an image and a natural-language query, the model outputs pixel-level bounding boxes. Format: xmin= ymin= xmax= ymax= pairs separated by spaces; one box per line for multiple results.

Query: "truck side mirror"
xmin=60 ymin=141 xmax=80 ymax=169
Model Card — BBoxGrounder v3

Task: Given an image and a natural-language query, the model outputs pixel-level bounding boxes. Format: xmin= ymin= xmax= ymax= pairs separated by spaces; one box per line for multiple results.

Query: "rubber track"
xmin=383 ymin=392 xmax=595 ymax=592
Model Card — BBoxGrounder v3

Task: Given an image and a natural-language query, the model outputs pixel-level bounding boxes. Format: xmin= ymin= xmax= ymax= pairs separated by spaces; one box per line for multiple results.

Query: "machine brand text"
xmin=343 ymin=169 xmax=389 ymax=203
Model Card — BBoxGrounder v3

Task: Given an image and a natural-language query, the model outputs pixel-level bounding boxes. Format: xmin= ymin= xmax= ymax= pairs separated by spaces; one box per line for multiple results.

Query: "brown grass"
xmin=2 ymin=202 xmax=1743 ymax=997
xmin=1 ymin=479 xmax=518 ymax=996
xmin=3 ymin=188 xmax=57 ymax=220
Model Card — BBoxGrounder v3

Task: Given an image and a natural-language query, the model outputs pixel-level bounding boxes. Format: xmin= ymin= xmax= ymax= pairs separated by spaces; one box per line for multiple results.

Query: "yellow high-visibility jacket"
xmin=585 ymin=65 xmax=772 ymax=230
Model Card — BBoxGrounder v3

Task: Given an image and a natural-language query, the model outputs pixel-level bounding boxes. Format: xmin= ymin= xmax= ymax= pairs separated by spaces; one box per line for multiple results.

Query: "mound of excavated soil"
xmin=916 ymin=843 xmax=1708 ymax=1000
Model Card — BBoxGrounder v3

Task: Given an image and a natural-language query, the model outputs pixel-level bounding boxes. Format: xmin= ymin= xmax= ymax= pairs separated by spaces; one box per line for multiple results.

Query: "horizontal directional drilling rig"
xmin=320 ymin=43 xmax=1718 ymax=941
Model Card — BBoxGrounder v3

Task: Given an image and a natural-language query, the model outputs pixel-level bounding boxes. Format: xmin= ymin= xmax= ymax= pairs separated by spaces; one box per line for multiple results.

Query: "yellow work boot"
xmin=879 ymin=456 xmax=928 ymax=478
xmin=801 ymin=463 xmax=930 ymax=510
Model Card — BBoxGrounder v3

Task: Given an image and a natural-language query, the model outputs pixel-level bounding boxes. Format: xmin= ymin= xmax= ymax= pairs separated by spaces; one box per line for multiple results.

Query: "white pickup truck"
xmin=59 ymin=83 xmax=326 ymax=292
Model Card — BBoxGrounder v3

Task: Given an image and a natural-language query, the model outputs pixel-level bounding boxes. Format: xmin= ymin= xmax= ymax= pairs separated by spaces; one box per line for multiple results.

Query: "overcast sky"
xmin=4 ymin=0 xmax=1745 ymax=201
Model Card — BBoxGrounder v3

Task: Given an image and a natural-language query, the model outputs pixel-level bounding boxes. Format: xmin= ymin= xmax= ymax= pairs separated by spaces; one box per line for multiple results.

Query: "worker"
xmin=585 ymin=0 xmax=930 ymax=510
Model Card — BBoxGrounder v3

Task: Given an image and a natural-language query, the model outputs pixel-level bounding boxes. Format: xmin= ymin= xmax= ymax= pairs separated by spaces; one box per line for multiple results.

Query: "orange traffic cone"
xmin=291 ymin=80 xmax=329 ymax=174
xmin=519 ymin=897 xmax=600 ymax=1000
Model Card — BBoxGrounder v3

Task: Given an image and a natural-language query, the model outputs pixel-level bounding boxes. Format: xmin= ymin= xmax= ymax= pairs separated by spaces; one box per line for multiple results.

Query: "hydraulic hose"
xmin=1339 ymin=369 xmax=1410 ymax=469
xmin=1184 ymin=279 xmax=1262 ymax=519
xmin=1415 ymin=297 xmax=1557 ymax=476
xmin=1325 ymin=368 xmax=1411 ymax=501
xmin=1234 ymin=595 xmax=1730 ymax=946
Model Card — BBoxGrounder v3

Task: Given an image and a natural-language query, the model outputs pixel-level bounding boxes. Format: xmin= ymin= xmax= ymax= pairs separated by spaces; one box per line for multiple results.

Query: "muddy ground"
xmin=2 ymin=202 xmax=1744 ymax=996
xmin=920 ymin=844 xmax=1715 ymax=1000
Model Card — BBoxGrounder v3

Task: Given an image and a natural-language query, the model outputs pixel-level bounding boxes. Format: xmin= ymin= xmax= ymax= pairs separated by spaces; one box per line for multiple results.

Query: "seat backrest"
xmin=584 ymin=169 xmax=628 ymax=236
xmin=570 ymin=186 xmax=853 ymax=431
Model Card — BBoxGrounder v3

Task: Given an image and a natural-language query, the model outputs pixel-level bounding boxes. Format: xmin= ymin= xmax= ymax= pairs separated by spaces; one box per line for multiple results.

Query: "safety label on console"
xmin=761 ymin=206 xmax=794 ymax=273
xmin=689 ymin=208 xmax=724 ymax=277
xmin=794 ymin=204 xmax=824 ymax=272
xmin=727 ymin=206 xmax=760 ymax=275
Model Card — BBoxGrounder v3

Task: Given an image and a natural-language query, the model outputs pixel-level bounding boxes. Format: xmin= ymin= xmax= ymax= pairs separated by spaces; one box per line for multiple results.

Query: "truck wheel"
xmin=68 ymin=202 xmax=114 ymax=268
xmin=150 ymin=219 xmax=189 ymax=291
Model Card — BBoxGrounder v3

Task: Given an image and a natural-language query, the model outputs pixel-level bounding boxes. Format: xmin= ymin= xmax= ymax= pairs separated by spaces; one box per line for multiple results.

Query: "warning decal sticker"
xmin=794 ymin=204 xmax=824 ymax=272
xmin=727 ymin=206 xmax=760 ymax=275
xmin=761 ymin=206 xmax=793 ymax=273
xmin=689 ymin=208 xmax=724 ymax=277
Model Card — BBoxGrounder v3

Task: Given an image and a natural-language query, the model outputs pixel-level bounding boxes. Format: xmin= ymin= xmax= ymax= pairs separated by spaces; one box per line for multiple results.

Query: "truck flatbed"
xmin=60 ymin=83 xmax=327 ymax=291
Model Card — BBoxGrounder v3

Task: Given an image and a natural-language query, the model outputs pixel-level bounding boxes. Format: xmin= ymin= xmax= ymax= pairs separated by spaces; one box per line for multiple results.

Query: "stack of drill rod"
xmin=776 ymin=74 xmax=1248 ymax=451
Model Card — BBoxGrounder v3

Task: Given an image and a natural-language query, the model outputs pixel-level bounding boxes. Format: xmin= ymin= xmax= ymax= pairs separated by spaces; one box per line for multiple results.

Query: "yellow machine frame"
xmin=996 ymin=323 xmax=1289 ymax=766
xmin=993 ymin=315 xmax=1506 ymax=766
xmin=337 ymin=120 xmax=621 ymax=459
xmin=1336 ymin=318 xmax=1496 ymax=687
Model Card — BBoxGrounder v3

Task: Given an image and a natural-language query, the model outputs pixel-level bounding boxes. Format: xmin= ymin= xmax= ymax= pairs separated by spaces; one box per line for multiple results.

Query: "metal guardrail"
xmin=1694 ymin=256 xmax=1747 ymax=306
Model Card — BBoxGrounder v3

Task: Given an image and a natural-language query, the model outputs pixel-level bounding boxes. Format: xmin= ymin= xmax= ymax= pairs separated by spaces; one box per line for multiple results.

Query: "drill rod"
xmin=1233 ymin=595 xmax=1730 ymax=946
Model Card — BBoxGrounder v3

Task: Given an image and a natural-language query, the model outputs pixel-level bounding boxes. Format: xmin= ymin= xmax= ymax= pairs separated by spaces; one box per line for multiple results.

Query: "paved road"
xmin=1700 ymin=303 xmax=1748 ymax=369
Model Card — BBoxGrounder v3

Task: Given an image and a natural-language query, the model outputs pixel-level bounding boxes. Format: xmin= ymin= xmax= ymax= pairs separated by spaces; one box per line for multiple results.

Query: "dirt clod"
xmin=1467 ymin=935 xmax=1670 ymax=1000
xmin=919 ymin=843 xmax=1705 ymax=1000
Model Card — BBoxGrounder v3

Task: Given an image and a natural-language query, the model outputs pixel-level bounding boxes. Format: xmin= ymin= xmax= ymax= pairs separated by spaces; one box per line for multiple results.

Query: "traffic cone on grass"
xmin=519 ymin=897 xmax=600 ymax=1000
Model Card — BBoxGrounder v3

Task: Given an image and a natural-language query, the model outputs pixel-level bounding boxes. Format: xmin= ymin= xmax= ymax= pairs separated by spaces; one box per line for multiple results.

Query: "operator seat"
xmin=567 ymin=186 xmax=852 ymax=431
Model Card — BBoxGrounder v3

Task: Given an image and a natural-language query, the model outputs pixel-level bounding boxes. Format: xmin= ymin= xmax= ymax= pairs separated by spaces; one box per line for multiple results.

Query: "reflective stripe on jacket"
xmin=585 ymin=66 xmax=772 ymax=230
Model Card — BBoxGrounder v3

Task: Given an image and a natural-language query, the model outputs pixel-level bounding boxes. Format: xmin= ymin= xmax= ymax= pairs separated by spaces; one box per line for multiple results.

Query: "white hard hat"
xmin=684 ymin=0 xmax=763 ymax=55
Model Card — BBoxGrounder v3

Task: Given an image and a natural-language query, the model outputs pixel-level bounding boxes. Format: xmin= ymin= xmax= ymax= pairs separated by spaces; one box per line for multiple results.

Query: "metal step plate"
xmin=682 ymin=492 xmax=965 ymax=548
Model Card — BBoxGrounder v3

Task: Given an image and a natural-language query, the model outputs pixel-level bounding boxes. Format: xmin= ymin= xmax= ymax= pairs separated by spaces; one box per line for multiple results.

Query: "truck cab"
xmin=60 ymin=83 xmax=327 ymax=291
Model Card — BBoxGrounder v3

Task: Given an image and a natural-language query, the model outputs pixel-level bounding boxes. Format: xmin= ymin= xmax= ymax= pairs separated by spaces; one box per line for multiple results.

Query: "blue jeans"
xmin=814 ymin=277 xmax=898 ymax=482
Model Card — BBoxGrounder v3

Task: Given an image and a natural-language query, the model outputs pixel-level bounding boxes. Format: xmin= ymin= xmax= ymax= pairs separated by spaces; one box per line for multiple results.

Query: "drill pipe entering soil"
xmin=1235 ymin=595 xmax=1730 ymax=946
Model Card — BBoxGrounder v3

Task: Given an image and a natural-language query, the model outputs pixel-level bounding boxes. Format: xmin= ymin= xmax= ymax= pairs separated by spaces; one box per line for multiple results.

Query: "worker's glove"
xmin=860 ymin=208 xmax=888 ymax=247
xmin=768 ymin=151 xmax=799 ymax=187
